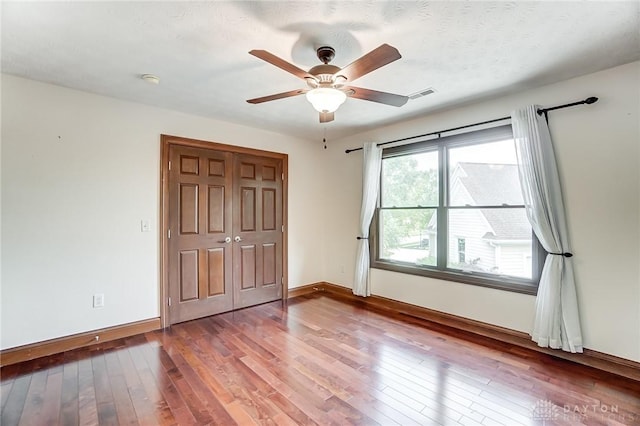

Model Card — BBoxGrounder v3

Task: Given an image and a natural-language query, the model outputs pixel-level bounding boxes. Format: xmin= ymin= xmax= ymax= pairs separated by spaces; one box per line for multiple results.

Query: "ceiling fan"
xmin=246 ymin=44 xmax=409 ymax=123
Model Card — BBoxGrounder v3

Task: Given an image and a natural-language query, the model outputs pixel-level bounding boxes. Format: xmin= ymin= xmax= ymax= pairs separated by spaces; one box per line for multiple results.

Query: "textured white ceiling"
xmin=2 ymin=1 xmax=639 ymax=141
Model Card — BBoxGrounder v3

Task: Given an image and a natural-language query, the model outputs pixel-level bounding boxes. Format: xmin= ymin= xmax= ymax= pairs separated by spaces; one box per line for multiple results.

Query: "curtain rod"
xmin=344 ymin=96 xmax=598 ymax=154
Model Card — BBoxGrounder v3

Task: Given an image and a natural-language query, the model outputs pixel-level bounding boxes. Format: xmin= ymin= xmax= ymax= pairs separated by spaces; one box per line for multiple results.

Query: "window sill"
xmin=371 ymin=260 xmax=538 ymax=296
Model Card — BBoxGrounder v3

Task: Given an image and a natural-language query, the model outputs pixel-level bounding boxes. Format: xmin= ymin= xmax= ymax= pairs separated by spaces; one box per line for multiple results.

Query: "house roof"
xmin=481 ymin=209 xmax=531 ymax=241
xmin=457 ymin=162 xmax=523 ymax=206
xmin=456 ymin=163 xmax=530 ymax=241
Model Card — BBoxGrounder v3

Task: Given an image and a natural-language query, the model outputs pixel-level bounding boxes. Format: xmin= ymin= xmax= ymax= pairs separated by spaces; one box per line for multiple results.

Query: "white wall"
xmin=1 ymin=74 xmax=325 ymax=349
xmin=323 ymin=61 xmax=640 ymax=362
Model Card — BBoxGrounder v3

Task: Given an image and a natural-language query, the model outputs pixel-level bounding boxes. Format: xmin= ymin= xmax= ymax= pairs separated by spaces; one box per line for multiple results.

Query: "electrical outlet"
xmin=93 ymin=293 xmax=105 ymax=308
xmin=141 ymin=219 xmax=151 ymax=232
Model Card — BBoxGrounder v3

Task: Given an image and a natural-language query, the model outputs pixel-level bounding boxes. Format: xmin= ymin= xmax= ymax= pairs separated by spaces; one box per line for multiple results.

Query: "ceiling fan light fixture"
xmin=305 ymin=87 xmax=347 ymax=113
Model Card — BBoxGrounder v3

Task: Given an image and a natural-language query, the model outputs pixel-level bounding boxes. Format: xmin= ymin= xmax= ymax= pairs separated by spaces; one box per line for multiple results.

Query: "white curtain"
xmin=511 ymin=105 xmax=583 ymax=353
xmin=353 ymin=142 xmax=382 ymax=297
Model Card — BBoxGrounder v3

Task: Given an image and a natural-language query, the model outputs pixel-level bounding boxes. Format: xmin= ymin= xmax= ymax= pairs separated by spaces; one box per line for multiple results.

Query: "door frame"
xmin=159 ymin=134 xmax=289 ymax=329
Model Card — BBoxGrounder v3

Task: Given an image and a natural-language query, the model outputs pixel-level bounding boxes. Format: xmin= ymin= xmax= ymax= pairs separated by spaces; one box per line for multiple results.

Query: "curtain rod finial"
xmin=585 ymin=97 xmax=598 ymax=104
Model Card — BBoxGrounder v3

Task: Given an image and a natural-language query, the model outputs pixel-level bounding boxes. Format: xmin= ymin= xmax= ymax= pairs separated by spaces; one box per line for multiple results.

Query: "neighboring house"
xmin=426 ymin=162 xmax=532 ymax=278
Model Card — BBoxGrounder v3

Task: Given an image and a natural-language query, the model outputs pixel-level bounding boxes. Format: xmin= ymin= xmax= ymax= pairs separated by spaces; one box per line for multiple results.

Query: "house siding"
xmin=447 ymin=209 xmax=496 ymax=271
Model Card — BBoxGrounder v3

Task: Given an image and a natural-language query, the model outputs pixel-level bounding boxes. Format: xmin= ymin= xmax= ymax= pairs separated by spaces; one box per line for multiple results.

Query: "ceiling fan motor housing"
xmin=308 ymin=46 xmax=347 ymax=87
xmin=307 ymin=64 xmax=342 ymax=88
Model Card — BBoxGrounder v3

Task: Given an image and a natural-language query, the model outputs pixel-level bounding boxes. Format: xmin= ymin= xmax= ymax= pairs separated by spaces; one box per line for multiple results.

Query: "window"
xmin=372 ymin=125 xmax=543 ymax=294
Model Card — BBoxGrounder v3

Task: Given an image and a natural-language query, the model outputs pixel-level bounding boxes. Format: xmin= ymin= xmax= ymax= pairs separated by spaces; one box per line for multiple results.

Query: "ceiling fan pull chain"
xmin=323 ymin=129 xmax=327 ymax=150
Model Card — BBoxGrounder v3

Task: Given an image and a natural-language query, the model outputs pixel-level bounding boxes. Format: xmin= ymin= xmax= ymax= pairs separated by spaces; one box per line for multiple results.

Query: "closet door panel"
xmin=232 ymin=154 xmax=283 ymax=308
xmin=168 ymin=146 xmax=234 ymax=324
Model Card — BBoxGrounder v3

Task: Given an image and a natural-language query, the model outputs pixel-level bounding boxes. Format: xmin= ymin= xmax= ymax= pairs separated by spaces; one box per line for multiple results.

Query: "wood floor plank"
xmin=370 ymin=385 xmax=440 ymax=425
xmin=131 ymin=343 xmax=194 ymax=425
xmin=39 ymin=370 xmax=64 ymax=425
xmin=2 ymin=295 xmax=640 ymax=425
xmin=1 ymin=381 xmax=14 ymax=412
xmin=16 ymin=368 xmax=47 ymax=426
xmin=216 ymin=321 xmax=336 ymax=403
xmin=77 ymin=354 xmax=99 ymax=426
xmin=59 ymin=355 xmax=79 ymax=426
xmin=168 ymin=346 xmax=238 ymax=424
xmin=104 ymin=350 xmax=139 ymax=425
xmin=166 ymin=331 xmax=235 ymax=405
xmin=238 ymin=355 xmax=327 ymax=425
xmin=114 ymin=346 xmax=163 ymax=425
xmin=154 ymin=348 xmax=215 ymax=424
xmin=213 ymin=342 xmax=304 ymax=423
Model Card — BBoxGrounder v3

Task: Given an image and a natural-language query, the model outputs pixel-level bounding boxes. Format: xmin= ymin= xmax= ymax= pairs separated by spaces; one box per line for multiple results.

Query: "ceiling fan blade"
xmin=319 ymin=112 xmax=334 ymax=123
xmin=345 ymin=86 xmax=408 ymax=107
xmin=249 ymin=50 xmax=316 ymax=81
xmin=335 ymin=44 xmax=402 ymax=83
xmin=246 ymin=89 xmax=306 ymax=104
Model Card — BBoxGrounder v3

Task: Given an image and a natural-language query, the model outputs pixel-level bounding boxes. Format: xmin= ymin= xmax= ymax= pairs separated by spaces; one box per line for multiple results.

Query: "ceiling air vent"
xmin=409 ymin=87 xmax=436 ymax=100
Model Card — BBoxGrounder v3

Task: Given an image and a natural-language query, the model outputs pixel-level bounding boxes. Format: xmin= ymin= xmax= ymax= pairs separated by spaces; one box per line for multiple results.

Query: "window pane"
xmin=447 ymin=208 xmax=532 ymax=278
xmin=448 ymin=140 xmax=524 ymax=206
xmin=381 ymin=151 xmax=438 ymax=208
xmin=380 ymin=209 xmax=437 ymax=266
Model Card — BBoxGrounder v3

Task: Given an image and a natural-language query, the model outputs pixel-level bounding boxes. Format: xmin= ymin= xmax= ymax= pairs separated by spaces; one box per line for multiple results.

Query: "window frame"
xmin=371 ymin=125 xmax=544 ymax=295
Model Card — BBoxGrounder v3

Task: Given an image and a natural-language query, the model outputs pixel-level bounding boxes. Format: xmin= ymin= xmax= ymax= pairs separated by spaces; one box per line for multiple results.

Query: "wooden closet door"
xmin=168 ymin=146 xmax=234 ymax=324
xmin=232 ymin=154 xmax=283 ymax=308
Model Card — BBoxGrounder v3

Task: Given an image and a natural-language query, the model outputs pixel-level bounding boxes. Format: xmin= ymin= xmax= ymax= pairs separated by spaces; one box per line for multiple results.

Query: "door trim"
xmin=160 ymin=134 xmax=289 ymax=328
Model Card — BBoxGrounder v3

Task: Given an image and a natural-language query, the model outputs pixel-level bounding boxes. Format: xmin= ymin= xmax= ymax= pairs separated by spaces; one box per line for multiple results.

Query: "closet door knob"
xmin=234 ymin=236 xmax=242 ymax=243
xmin=218 ymin=237 xmax=232 ymax=244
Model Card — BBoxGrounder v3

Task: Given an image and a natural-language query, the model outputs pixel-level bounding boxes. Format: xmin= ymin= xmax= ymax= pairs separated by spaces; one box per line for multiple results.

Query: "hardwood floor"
xmin=2 ymin=294 xmax=639 ymax=425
